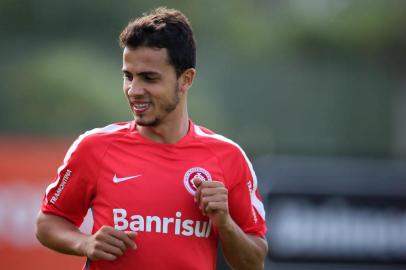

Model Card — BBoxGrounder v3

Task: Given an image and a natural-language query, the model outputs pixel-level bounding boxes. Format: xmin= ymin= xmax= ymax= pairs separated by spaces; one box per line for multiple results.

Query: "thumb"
xmin=192 ymin=177 xmax=202 ymax=188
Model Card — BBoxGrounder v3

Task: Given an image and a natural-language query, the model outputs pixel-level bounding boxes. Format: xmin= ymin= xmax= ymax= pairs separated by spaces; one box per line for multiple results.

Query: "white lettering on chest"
xmin=113 ymin=208 xmax=212 ymax=238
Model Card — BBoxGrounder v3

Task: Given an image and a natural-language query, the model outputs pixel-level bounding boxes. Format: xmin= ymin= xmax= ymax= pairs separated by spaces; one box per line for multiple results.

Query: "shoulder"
xmin=193 ymin=124 xmax=247 ymax=159
xmin=67 ymin=122 xmax=131 ymax=157
xmin=193 ymin=124 xmax=257 ymax=190
xmin=79 ymin=122 xmax=131 ymax=143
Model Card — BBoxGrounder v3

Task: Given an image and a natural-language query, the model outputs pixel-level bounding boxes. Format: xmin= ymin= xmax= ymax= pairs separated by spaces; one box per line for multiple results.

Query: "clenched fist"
xmin=80 ymin=225 xmax=137 ymax=261
xmin=193 ymin=177 xmax=232 ymax=229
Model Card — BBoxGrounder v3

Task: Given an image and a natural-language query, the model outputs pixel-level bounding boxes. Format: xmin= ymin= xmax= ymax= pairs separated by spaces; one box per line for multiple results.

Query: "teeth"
xmin=134 ymin=103 xmax=149 ymax=109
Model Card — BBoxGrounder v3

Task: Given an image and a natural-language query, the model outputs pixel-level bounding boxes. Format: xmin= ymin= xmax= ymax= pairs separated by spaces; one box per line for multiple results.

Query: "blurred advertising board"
xmin=255 ymin=155 xmax=406 ymax=266
xmin=0 ymin=137 xmax=87 ymax=269
xmin=267 ymin=193 xmax=406 ymax=263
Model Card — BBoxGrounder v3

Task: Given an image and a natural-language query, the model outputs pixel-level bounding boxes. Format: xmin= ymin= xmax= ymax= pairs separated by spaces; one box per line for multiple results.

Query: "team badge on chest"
xmin=183 ymin=167 xmax=212 ymax=195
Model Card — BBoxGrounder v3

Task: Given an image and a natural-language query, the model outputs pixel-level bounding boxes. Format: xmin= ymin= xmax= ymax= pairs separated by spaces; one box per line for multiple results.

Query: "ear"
xmin=178 ymin=68 xmax=196 ymax=93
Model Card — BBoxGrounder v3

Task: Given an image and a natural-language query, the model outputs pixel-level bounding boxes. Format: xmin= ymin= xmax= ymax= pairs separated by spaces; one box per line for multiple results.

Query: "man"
xmin=36 ymin=7 xmax=267 ymax=270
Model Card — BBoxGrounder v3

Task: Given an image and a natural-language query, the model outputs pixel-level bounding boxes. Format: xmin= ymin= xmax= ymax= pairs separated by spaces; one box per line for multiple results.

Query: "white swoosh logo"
xmin=113 ymin=174 xmax=142 ymax=183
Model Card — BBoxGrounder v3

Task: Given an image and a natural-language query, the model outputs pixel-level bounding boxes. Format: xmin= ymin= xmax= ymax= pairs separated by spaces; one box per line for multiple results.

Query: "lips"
xmin=132 ymin=102 xmax=151 ymax=115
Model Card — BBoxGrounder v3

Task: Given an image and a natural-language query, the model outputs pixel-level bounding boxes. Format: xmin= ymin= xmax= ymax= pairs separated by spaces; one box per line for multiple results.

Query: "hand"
xmin=193 ymin=178 xmax=231 ymax=229
xmin=80 ymin=225 xmax=137 ymax=261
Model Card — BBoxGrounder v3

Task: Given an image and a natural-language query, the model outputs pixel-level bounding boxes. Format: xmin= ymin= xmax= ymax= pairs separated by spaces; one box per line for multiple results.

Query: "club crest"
xmin=183 ymin=167 xmax=212 ymax=195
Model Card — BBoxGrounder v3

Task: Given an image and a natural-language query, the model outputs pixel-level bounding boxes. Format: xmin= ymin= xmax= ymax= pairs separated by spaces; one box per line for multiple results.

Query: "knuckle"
xmin=100 ymin=225 xmax=110 ymax=232
xmin=214 ymin=181 xmax=223 ymax=186
xmin=119 ymin=241 xmax=126 ymax=249
xmin=94 ymin=242 xmax=103 ymax=249
xmin=205 ymin=197 xmax=212 ymax=204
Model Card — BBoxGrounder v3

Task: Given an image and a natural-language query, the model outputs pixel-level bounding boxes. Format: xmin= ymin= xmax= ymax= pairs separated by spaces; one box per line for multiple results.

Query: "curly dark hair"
xmin=119 ymin=7 xmax=196 ymax=77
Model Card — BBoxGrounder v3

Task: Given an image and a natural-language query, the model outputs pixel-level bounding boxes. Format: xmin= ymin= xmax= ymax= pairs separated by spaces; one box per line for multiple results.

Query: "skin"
xmin=122 ymin=46 xmax=195 ymax=144
xmin=35 ymin=47 xmax=196 ymax=262
xmin=36 ymin=46 xmax=267 ymax=268
xmin=194 ymin=178 xmax=268 ymax=270
xmin=36 ymin=213 xmax=137 ymax=261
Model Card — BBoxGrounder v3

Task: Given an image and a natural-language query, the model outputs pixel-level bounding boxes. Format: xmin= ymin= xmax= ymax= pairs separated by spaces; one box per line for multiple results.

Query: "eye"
xmin=123 ymin=72 xmax=133 ymax=81
xmin=142 ymin=74 xmax=158 ymax=82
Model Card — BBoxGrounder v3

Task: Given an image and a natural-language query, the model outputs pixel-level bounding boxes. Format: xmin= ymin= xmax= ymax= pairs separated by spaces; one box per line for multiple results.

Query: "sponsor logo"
xmin=113 ymin=174 xmax=142 ymax=183
xmin=183 ymin=167 xmax=212 ymax=195
xmin=50 ymin=169 xmax=72 ymax=204
xmin=113 ymin=208 xmax=212 ymax=238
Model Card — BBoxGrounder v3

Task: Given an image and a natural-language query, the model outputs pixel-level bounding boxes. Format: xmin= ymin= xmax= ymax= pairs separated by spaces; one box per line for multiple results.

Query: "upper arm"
xmin=35 ymin=211 xmax=80 ymax=243
xmin=36 ymin=211 xmax=78 ymax=231
xmin=225 ymin=147 xmax=267 ymax=237
xmin=41 ymin=135 xmax=101 ymax=226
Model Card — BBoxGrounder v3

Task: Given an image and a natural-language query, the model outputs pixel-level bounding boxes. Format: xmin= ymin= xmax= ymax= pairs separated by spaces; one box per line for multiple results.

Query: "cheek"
xmin=123 ymin=84 xmax=130 ymax=96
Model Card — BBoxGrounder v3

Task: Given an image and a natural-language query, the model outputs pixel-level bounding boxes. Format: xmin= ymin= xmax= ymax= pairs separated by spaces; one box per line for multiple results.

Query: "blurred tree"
xmin=0 ymin=43 xmax=129 ymax=135
xmin=0 ymin=0 xmax=405 ymax=157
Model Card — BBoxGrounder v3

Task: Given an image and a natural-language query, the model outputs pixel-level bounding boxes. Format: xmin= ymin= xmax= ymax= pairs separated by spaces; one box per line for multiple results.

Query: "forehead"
xmin=122 ymin=47 xmax=173 ymax=73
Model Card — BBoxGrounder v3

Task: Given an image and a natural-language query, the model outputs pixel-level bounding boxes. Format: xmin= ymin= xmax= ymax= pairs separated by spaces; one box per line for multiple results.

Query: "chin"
xmin=135 ymin=116 xmax=160 ymax=127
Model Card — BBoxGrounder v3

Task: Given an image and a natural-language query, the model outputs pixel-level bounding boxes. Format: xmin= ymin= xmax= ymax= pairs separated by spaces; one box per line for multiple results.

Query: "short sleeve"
xmin=41 ymin=134 xmax=100 ymax=227
xmin=226 ymin=149 xmax=267 ymax=237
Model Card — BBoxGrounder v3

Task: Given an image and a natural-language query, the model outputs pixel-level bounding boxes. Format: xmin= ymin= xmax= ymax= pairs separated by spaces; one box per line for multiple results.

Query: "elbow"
xmin=232 ymin=244 xmax=267 ymax=270
xmin=35 ymin=211 xmax=48 ymax=246
xmin=35 ymin=213 xmax=43 ymax=243
xmin=236 ymin=258 xmax=265 ymax=270
xmin=245 ymin=236 xmax=268 ymax=270
xmin=251 ymin=249 xmax=267 ymax=270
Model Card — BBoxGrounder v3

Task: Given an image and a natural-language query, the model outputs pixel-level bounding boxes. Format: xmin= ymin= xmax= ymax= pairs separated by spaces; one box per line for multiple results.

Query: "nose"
xmin=127 ymin=80 xmax=145 ymax=96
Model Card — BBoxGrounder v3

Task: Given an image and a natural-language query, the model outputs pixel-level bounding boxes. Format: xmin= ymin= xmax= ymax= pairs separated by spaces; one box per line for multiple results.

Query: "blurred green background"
xmin=1 ymin=1 xmax=406 ymax=270
xmin=1 ymin=0 xmax=405 ymax=157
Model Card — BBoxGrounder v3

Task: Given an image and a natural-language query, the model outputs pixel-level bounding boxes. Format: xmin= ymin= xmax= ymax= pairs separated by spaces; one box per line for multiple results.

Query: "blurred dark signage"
xmin=267 ymin=194 xmax=406 ymax=263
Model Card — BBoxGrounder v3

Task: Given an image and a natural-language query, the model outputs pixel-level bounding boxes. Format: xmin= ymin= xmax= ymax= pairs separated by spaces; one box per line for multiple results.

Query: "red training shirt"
xmin=42 ymin=120 xmax=266 ymax=270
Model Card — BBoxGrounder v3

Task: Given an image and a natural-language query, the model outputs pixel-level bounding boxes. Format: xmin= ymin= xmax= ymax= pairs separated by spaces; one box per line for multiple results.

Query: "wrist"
xmin=76 ymin=234 xmax=90 ymax=257
xmin=215 ymin=214 xmax=235 ymax=233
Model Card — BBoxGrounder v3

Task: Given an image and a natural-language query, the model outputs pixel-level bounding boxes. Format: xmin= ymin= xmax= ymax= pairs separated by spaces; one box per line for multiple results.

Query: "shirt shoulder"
xmin=41 ymin=121 xmax=132 ymax=226
xmin=67 ymin=121 xmax=132 ymax=160
xmin=192 ymin=124 xmax=243 ymax=157
xmin=76 ymin=121 xmax=131 ymax=148
xmin=192 ymin=124 xmax=251 ymax=186
xmin=193 ymin=124 xmax=267 ymax=235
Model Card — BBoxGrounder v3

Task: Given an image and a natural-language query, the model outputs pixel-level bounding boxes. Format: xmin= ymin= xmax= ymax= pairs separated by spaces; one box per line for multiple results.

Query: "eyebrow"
xmin=138 ymin=71 xmax=161 ymax=78
xmin=122 ymin=69 xmax=161 ymax=77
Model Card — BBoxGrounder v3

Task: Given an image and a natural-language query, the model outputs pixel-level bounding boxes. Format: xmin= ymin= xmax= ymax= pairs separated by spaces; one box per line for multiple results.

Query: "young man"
xmin=36 ymin=7 xmax=268 ymax=270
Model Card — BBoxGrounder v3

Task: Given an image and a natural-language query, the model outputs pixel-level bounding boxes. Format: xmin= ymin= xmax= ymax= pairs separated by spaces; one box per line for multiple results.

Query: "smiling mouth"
xmin=132 ymin=103 xmax=151 ymax=115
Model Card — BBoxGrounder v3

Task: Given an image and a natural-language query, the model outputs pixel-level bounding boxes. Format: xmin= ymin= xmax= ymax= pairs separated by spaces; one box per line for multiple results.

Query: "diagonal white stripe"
xmin=45 ymin=123 xmax=130 ymax=197
xmin=194 ymin=125 xmax=266 ymax=221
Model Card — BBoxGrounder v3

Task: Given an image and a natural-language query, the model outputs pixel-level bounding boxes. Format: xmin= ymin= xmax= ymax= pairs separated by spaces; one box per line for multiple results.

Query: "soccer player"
xmin=36 ymin=7 xmax=268 ymax=270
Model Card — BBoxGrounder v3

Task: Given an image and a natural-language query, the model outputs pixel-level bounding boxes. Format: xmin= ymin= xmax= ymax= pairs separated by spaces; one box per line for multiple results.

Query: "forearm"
xmin=218 ymin=217 xmax=267 ymax=270
xmin=35 ymin=212 xmax=88 ymax=256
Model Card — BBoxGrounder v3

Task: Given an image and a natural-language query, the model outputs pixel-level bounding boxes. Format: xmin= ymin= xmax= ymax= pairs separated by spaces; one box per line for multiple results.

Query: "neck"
xmin=137 ymin=106 xmax=190 ymax=144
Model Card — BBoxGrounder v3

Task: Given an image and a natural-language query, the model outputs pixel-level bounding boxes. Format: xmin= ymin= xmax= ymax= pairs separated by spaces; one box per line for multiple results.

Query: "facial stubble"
xmin=135 ymin=83 xmax=180 ymax=127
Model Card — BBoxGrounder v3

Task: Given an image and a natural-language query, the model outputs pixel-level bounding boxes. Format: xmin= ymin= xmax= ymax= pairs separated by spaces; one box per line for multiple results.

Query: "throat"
xmin=137 ymin=120 xmax=190 ymax=144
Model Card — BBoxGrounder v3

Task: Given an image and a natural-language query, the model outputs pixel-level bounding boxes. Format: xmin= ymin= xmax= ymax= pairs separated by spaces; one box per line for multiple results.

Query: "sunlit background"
xmin=0 ymin=0 xmax=405 ymax=269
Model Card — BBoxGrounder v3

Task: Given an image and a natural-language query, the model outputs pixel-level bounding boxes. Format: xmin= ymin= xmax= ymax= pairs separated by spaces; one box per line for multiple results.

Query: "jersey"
xmin=41 ymin=120 xmax=266 ymax=270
